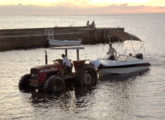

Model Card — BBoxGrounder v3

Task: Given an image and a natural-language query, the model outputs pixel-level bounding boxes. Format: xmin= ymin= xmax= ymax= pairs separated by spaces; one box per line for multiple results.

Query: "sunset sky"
xmin=0 ymin=0 xmax=165 ymax=14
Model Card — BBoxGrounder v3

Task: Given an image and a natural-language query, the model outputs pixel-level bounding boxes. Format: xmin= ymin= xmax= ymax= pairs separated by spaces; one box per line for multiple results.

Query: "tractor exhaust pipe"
xmin=45 ymin=50 xmax=48 ymax=65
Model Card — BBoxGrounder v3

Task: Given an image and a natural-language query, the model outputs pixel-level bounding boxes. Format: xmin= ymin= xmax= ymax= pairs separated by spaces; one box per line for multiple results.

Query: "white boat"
xmin=90 ymin=33 xmax=150 ymax=75
xmin=90 ymin=54 xmax=150 ymax=75
xmin=48 ymin=38 xmax=82 ymax=46
xmin=45 ymin=28 xmax=81 ymax=46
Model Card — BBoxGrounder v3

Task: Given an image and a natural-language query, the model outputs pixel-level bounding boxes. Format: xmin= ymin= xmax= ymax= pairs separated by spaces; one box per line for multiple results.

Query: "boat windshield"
xmin=117 ymin=54 xmax=128 ymax=61
xmin=101 ymin=54 xmax=128 ymax=61
xmin=101 ymin=54 xmax=110 ymax=60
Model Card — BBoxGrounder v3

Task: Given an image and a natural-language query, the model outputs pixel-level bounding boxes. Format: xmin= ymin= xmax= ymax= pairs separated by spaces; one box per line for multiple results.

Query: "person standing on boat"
xmin=107 ymin=43 xmax=117 ymax=60
xmin=61 ymin=54 xmax=72 ymax=74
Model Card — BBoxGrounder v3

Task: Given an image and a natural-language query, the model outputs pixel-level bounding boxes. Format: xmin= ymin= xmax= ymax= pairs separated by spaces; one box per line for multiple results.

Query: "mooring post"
xmin=77 ymin=49 xmax=79 ymax=61
xmin=45 ymin=50 xmax=48 ymax=65
xmin=65 ymin=49 xmax=68 ymax=57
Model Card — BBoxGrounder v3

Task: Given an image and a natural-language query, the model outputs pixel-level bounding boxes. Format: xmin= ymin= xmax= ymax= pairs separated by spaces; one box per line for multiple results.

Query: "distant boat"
xmin=48 ymin=38 xmax=82 ymax=46
xmin=45 ymin=28 xmax=82 ymax=46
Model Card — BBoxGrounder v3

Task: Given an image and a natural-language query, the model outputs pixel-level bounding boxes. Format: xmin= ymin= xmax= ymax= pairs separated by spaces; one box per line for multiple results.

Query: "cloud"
xmin=0 ymin=3 xmax=165 ymax=15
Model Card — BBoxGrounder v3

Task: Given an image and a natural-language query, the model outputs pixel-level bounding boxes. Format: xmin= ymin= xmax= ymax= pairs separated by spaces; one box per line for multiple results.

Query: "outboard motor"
xmin=135 ymin=53 xmax=143 ymax=60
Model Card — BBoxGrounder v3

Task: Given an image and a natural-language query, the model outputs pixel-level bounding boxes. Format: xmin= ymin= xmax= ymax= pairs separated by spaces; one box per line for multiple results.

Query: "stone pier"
xmin=0 ymin=26 xmax=125 ymax=51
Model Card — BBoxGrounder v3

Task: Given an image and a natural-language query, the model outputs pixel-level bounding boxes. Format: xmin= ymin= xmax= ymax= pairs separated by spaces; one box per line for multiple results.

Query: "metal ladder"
xmin=45 ymin=28 xmax=54 ymax=40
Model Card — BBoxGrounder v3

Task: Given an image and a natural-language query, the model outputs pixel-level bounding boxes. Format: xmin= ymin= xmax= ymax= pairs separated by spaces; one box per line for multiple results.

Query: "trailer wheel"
xmin=45 ymin=75 xmax=65 ymax=93
xmin=75 ymin=64 xmax=97 ymax=86
xmin=18 ymin=74 xmax=32 ymax=91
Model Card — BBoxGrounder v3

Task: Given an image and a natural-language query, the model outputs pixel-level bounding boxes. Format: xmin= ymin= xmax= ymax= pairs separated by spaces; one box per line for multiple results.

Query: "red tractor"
xmin=18 ymin=46 xmax=97 ymax=93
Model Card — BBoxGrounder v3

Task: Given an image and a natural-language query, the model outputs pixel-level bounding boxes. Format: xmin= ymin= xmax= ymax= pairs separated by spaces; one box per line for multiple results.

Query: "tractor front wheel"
xmin=18 ymin=74 xmax=32 ymax=91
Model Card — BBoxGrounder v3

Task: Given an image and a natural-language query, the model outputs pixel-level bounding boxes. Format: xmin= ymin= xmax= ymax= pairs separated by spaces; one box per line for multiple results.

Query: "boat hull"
xmin=100 ymin=65 xmax=150 ymax=75
xmin=49 ymin=39 xmax=81 ymax=46
xmin=90 ymin=57 xmax=150 ymax=75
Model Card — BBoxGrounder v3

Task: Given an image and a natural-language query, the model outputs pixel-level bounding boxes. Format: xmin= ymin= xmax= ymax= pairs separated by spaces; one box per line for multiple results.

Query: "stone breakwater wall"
xmin=0 ymin=26 xmax=124 ymax=51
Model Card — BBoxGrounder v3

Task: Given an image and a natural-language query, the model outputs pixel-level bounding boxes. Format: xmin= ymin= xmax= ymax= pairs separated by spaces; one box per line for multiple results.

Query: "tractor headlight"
xmin=31 ymin=69 xmax=38 ymax=79
xmin=31 ymin=73 xmax=38 ymax=79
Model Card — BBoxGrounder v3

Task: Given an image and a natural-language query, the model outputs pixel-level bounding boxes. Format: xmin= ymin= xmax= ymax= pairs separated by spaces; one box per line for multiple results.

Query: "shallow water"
xmin=0 ymin=14 xmax=165 ymax=120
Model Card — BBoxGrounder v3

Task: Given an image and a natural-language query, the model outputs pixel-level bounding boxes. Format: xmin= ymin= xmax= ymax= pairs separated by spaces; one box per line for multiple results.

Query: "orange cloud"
xmin=0 ymin=4 xmax=165 ymax=15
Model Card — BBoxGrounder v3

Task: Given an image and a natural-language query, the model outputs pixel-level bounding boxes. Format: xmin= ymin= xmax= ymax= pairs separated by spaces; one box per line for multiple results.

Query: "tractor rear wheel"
xmin=45 ymin=75 xmax=65 ymax=93
xmin=18 ymin=74 xmax=32 ymax=91
xmin=75 ymin=64 xmax=97 ymax=86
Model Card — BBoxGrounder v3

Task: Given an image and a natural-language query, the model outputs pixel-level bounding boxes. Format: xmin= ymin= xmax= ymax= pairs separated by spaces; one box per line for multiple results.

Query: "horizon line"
xmin=0 ymin=12 xmax=165 ymax=15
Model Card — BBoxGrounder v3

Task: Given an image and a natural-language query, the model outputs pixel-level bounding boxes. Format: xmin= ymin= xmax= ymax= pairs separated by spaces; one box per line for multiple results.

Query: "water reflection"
xmin=27 ymin=86 xmax=95 ymax=112
xmin=100 ymin=69 xmax=150 ymax=81
xmin=96 ymin=70 xmax=150 ymax=119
